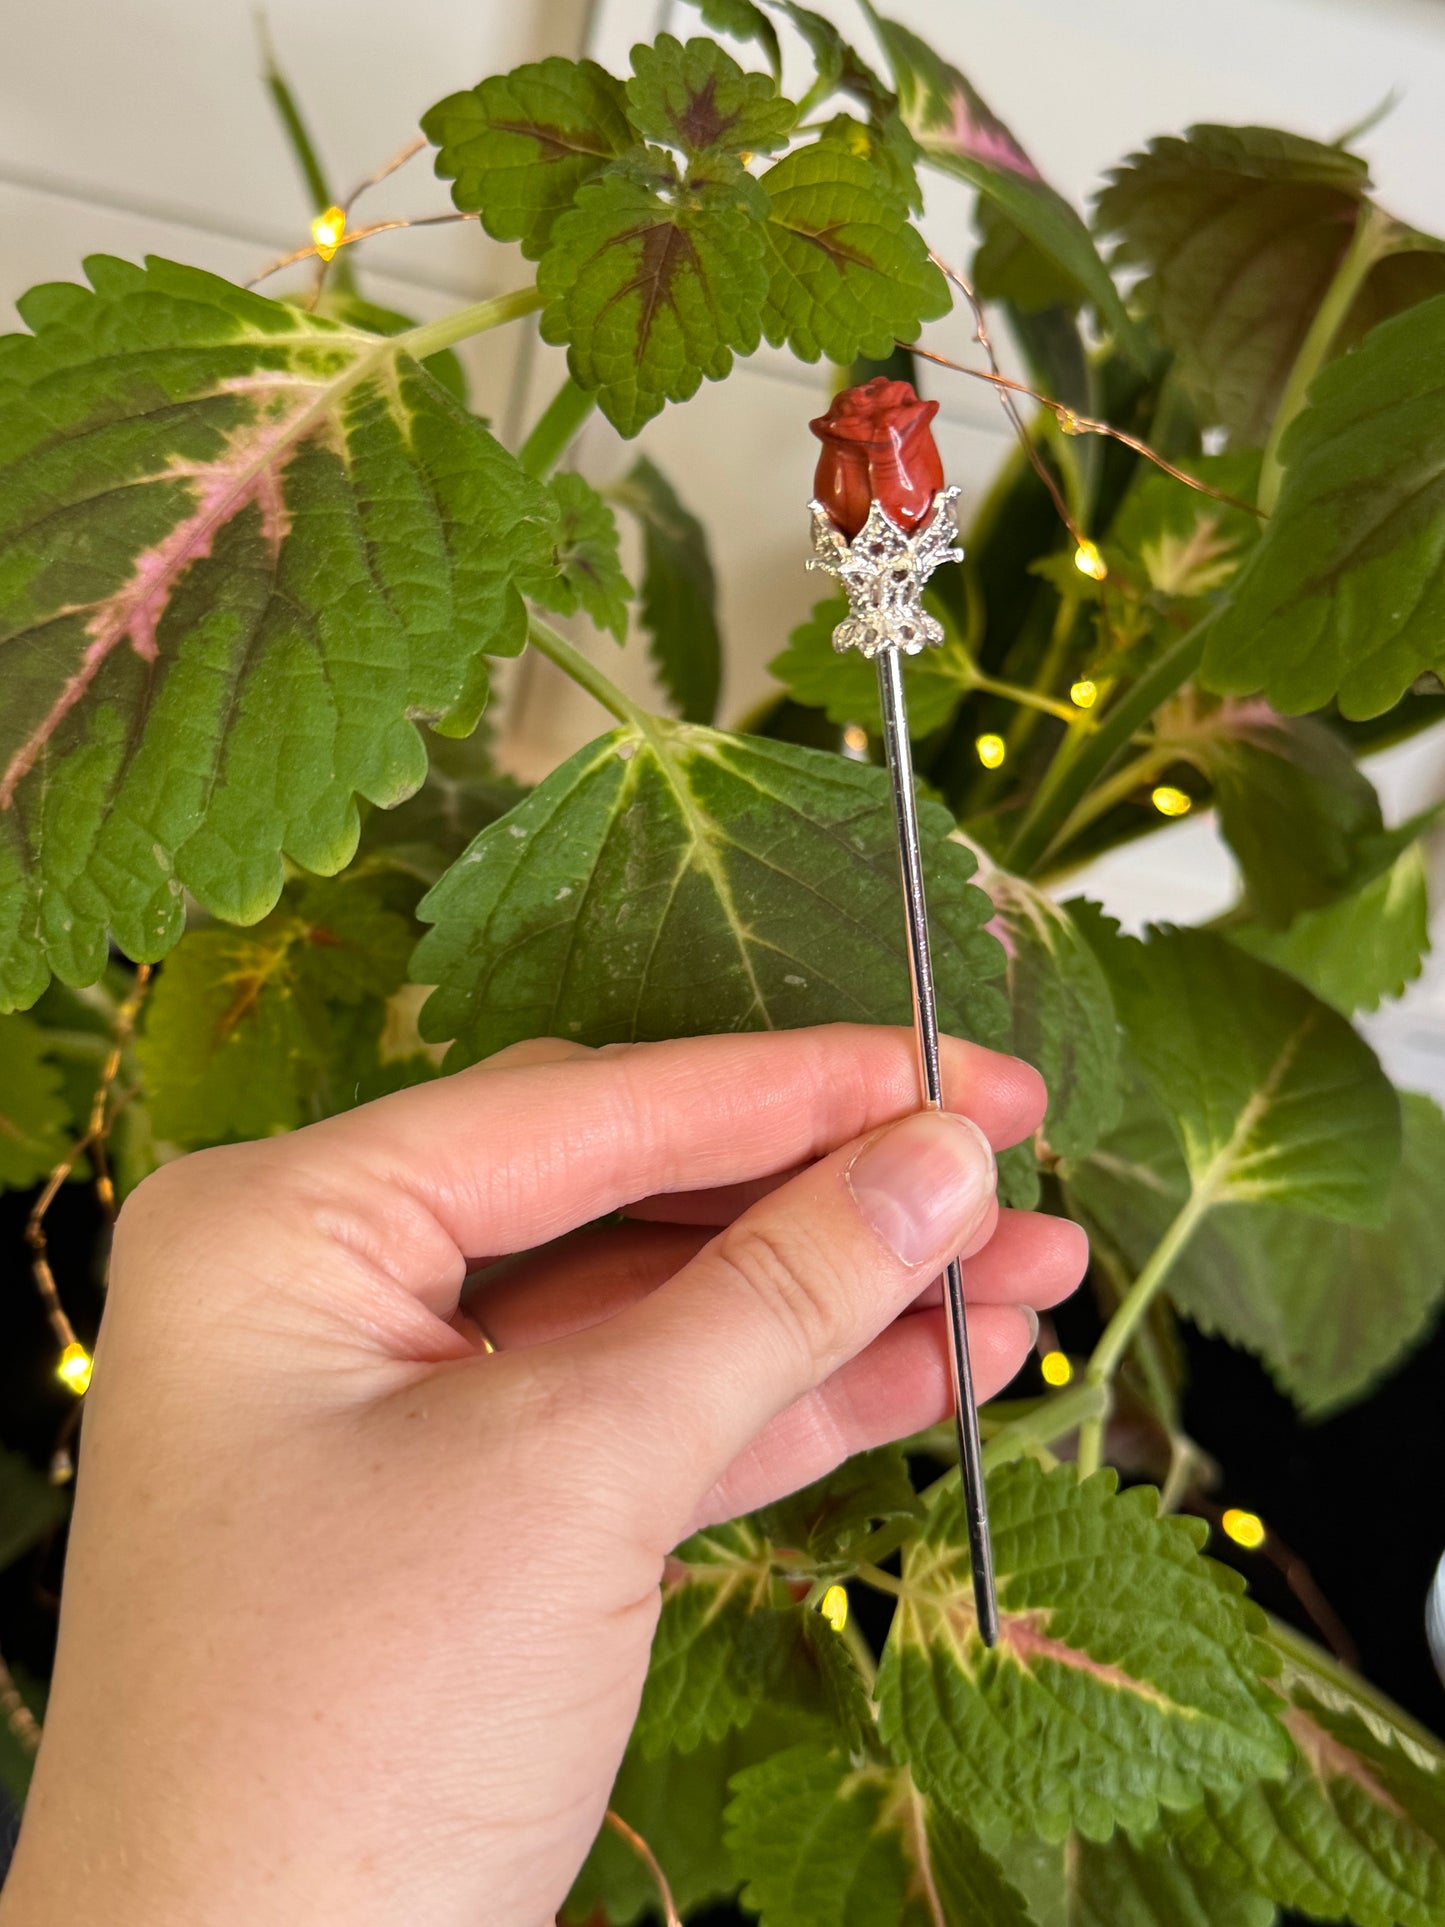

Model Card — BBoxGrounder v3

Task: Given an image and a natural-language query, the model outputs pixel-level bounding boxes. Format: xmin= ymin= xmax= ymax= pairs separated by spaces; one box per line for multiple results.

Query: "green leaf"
xmin=136 ymin=873 xmax=417 ymax=1146
xmin=1001 ymin=1829 xmax=1276 ymax=1927
xmin=414 ymin=724 xmax=1008 ymax=1062
xmin=609 ymin=456 xmax=723 ymax=724
xmin=728 ymin=1743 xmax=1033 ymax=1927
xmin=0 ymin=1013 xmax=70 ymax=1188
xmin=683 ymin=0 xmax=783 ymax=85
xmin=769 ymin=591 xmax=971 ymax=736
xmin=1173 ymin=1625 xmax=1445 ymax=1927
xmin=538 ymin=162 xmax=767 ymax=434
xmin=532 ymin=472 xmax=632 ymax=642
xmin=755 ymin=1445 xmax=921 ymax=1575
xmin=1094 ymin=125 xmax=1445 ymax=442
xmin=0 ymin=256 xmax=555 ymax=1012
xmin=1081 ymin=922 xmax=1400 ymax=1223
xmin=1178 ymin=707 xmax=1385 ymax=928
xmin=1200 ymin=292 xmax=1445 ymax=719
xmin=877 ymin=1459 xmax=1291 ymax=1847
xmin=0 ymin=1446 xmax=65 ymax=1573
xmin=978 ymin=876 xmax=1122 ymax=1160
xmin=1232 ymin=841 xmax=1431 ymax=1015
xmin=356 ymin=731 xmax=527 ymax=886
xmin=973 ymin=198 xmax=1085 ymax=315
xmin=757 ymin=136 xmax=948 ymax=363
xmin=1107 ymin=455 xmax=1263 ymax=602
xmin=862 ymin=6 xmax=1136 ymax=351
xmin=627 ymin=35 xmax=795 ymax=157
xmin=562 ymin=1710 xmax=809 ymax=1924
xmin=1064 ymin=1083 xmax=1445 ymax=1419
xmin=631 ymin=1516 xmax=868 ymax=1755
xmin=421 ymin=57 xmax=634 ymax=259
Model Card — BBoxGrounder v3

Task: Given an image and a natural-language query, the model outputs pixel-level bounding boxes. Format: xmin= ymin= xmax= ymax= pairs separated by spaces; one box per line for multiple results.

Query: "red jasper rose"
xmin=809 ymin=376 xmax=945 ymax=539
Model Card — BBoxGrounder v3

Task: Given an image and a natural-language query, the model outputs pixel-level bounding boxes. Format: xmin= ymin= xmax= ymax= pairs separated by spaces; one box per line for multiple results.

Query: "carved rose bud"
xmin=809 ymin=376 xmax=945 ymax=539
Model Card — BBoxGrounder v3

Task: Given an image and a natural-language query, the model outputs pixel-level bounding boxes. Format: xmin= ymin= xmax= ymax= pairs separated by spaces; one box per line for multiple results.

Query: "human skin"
xmin=0 ymin=1024 xmax=1086 ymax=1927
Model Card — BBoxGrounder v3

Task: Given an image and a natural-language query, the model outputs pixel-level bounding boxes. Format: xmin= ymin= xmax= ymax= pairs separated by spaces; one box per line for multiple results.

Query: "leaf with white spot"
xmin=877 ymin=1459 xmax=1291 ymax=1847
xmin=413 ymin=724 xmax=1007 ymax=1063
xmin=0 ymin=257 xmax=555 ymax=1011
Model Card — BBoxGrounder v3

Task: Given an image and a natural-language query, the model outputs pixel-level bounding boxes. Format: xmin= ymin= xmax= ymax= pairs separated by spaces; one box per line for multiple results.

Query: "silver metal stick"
xmin=807 ymin=484 xmax=999 ymax=1646
xmin=875 ymin=644 xmax=999 ymax=1646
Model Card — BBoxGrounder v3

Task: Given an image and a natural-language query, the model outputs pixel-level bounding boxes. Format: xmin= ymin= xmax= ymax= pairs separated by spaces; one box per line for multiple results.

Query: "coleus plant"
xmin=2 ymin=2 xmax=1445 ymax=1920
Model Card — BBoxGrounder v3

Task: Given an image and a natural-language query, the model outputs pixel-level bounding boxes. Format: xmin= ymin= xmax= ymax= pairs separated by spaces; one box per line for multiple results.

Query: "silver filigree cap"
xmin=805 ymin=487 xmax=964 ymax=657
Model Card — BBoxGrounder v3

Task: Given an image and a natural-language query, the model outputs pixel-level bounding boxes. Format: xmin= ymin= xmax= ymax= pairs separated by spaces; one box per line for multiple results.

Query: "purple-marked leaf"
xmin=877 ymin=1460 xmax=1291 ymax=1847
xmin=422 ymin=57 xmax=635 ymax=260
xmin=0 ymin=256 xmax=555 ymax=1011
xmin=1173 ymin=1626 xmax=1445 ymax=1927
xmin=537 ymin=161 xmax=768 ymax=435
xmin=626 ymin=34 xmax=796 ymax=158
xmin=757 ymin=135 xmax=949 ymax=364
xmin=860 ymin=5 xmax=1136 ymax=349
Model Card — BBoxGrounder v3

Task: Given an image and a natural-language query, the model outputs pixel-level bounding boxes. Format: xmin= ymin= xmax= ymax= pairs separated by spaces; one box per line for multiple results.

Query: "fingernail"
xmin=846 ymin=1113 xmax=996 ymax=1268
xmin=1022 ymin=1306 xmax=1040 ymax=1346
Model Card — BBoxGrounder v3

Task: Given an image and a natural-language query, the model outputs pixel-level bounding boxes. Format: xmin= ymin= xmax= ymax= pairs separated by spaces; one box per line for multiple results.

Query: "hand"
xmin=1 ymin=1025 xmax=1084 ymax=1927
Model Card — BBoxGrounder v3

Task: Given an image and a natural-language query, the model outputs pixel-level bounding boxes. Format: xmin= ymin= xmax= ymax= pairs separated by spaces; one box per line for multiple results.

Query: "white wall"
xmin=4 ymin=0 xmax=1444 ymax=1089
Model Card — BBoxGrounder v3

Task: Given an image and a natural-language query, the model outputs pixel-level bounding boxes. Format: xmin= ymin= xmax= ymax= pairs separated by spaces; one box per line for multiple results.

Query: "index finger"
xmin=295 ymin=1025 xmax=1043 ymax=1263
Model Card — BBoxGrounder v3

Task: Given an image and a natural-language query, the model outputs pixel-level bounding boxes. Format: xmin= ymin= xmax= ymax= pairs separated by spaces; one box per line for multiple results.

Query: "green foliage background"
xmin=3 ymin=4 xmax=1445 ymax=1921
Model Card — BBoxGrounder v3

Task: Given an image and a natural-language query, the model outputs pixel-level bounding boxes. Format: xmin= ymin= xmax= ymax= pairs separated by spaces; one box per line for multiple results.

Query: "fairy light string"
xmin=604 ymin=1810 xmax=682 ymax=1927
xmin=25 ymin=964 xmax=152 ymax=1395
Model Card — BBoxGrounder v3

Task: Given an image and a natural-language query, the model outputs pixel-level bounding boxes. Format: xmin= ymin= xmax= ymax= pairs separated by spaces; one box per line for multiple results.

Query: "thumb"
xmin=569 ymin=1108 xmax=998 ymax=1541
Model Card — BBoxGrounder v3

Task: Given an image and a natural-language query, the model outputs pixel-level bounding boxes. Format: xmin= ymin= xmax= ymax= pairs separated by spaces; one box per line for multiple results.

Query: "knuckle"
xmin=711 ymin=1215 xmax=845 ymax=1369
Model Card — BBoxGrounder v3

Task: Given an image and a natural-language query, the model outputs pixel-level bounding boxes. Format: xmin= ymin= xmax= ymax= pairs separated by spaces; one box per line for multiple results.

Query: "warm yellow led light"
xmin=56 ymin=1342 xmax=92 ymax=1396
xmin=1151 ymin=785 xmax=1193 ymax=818
xmin=1221 ymin=1508 xmax=1266 ymax=1551
xmin=311 ymin=205 xmax=346 ymax=261
xmin=1040 ymin=1350 xmax=1073 ymax=1387
xmin=1073 ymin=539 xmax=1108 ymax=581
xmin=820 ymin=1584 xmax=849 ymax=1634
xmin=1069 ymin=679 xmax=1098 ymax=710
xmin=975 ymin=733 xmax=1006 ymax=770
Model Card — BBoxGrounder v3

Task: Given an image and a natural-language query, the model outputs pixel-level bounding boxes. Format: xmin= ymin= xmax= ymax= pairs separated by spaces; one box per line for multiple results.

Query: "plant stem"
xmin=399 ymin=287 xmax=543 ymax=363
xmin=519 ymin=375 xmax=598 ymax=479
xmin=1077 ymin=1183 xmax=1212 ymax=1477
xmin=981 ymin=1380 xmax=1109 ymax=1471
xmin=526 ymin=612 xmax=648 ymax=729
xmin=1005 ymin=613 xmax=1214 ymax=877
xmin=1040 ymin=745 xmax=1176 ymax=860
xmin=970 ymin=669 xmax=1084 ymax=726
xmin=1258 ymin=201 xmax=1394 ymax=515
xmin=855 ymin=1562 xmax=904 ymax=1598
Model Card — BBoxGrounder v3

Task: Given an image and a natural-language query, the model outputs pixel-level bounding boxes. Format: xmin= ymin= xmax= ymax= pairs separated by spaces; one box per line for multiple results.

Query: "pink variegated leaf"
xmin=859 ymin=6 xmax=1137 ymax=350
xmin=878 ymin=1460 xmax=1292 ymax=1848
xmin=0 ymin=256 xmax=555 ymax=1011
